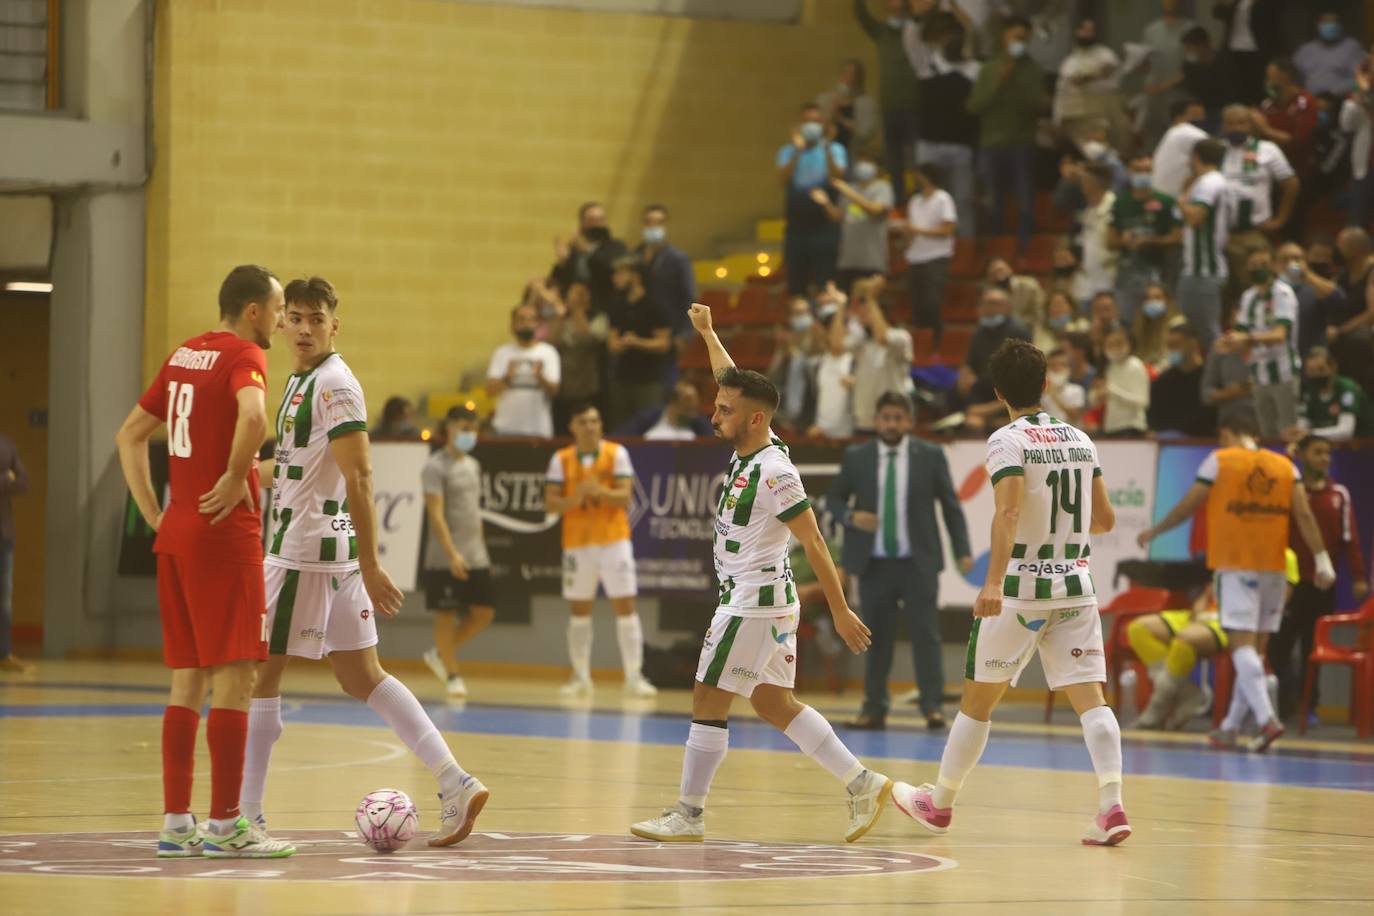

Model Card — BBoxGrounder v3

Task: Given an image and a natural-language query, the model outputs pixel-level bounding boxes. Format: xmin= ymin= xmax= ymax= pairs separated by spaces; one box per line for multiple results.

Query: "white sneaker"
xmin=1266 ymin=673 xmax=1280 ymax=721
xmin=429 ymin=774 xmax=489 ymax=847
xmin=202 ymin=816 xmax=296 ymax=858
xmin=446 ymin=675 xmax=468 ymax=698
xmin=623 ymin=675 xmax=658 ymax=698
xmin=845 ymin=770 xmax=893 ymax=843
xmin=1165 ymin=681 xmax=1208 ymax=731
xmin=630 ymin=803 xmax=704 ymax=843
xmin=423 ymin=648 xmax=450 ymax=686
xmin=156 ymin=819 xmax=203 ymax=858
xmin=559 ymin=677 xmax=593 ymax=698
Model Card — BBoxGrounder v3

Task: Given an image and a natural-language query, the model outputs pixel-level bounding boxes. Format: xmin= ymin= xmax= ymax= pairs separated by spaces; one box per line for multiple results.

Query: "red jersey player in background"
xmin=115 ymin=264 xmax=294 ymax=859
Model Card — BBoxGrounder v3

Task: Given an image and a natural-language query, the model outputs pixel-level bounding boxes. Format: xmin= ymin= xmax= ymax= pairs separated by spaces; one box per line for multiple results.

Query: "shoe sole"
xmin=1082 ymin=826 xmax=1132 ymax=847
xmin=428 ymin=789 xmax=489 ymax=847
xmin=629 ymin=826 xmax=704 ymax=843
xmin=202 ymin=846 xmax=296 ymax=858
xmin=891 ymin=789 xmax=950 ymax=836
xmin=1249 ymin=729 xmax=1284 ymax=754
xmin=845 ymin=778 xmax=894 ymax=843
xmin=156 ymin=848 xmax=202 ymax=858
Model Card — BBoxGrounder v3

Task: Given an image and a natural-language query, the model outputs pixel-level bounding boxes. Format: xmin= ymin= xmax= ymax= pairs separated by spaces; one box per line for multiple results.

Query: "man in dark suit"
xmin=828 ymin=391 xmax=973 ymax=730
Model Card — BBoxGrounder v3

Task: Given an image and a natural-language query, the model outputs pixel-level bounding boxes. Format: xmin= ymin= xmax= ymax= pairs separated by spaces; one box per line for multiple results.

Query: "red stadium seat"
xmin=911 ymin=327 xmax=934 ymax=363
xmin=1021 ymin=234 xmax=1058 ymax=275
xmin=943 ymin=282 xmax=979 ymax=322
xmin=1299 ymin=597 xmax=1374 ymax=738
xmin=950 ymin=240 xmax=979 ymax=278
xmin=939 ymin=325 xmax=974 ymax=363
xmin=982 ymin=236 xmax=1017 ymax=264
xmin=698 ymin=288 xmax=731 ymax=313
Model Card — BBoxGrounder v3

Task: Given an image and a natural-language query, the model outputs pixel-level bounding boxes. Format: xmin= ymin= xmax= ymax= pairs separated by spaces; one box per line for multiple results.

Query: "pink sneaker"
xmin=1081 ymin=804 xmax=1131 ymax=846
xmin=890 ymin=781 xmax=951 ymax=835
xmin=1247 ymin=720 xmax=1285 ymax=754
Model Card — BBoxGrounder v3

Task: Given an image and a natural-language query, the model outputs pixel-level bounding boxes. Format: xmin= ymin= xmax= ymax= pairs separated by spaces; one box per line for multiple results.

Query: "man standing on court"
xmin=0 ymin=430 xmax=31 ymax=672
xmin=1138 ymin=416 xmax=1334 ymax=752
xmin=115 ymin=264 xmax=295 ymax=858
xmin=829 ymin=390 xmax=972 ymax=731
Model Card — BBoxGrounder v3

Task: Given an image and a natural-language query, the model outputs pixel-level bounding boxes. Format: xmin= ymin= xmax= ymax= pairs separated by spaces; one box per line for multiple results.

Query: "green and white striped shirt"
xmin=1236 ymin=280 xmax=1301 ymax=386
xmin=1181 ymin=170 xmax=1230 ymax=279
xmin=266 ymin=352 xmax=369 ymax=571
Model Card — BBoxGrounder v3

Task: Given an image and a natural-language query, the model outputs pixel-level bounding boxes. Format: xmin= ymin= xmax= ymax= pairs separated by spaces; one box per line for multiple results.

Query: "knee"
xmin=472 ymin=606 xmax=495 ymax=627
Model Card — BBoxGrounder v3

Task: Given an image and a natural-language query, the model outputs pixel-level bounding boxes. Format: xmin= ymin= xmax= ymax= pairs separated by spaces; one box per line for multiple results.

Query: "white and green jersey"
xmin=985 ymin=412 xmax=1101 ymax=608
xmin=713 ymin=438 xmax=811 ymax=618
xmin=266 ymin=352 xmax=368 ymax=570
xmin=1181 ymin=170 xmax=1230 ymax=279
xmin=1236 ymin=281 xmax=1301 ymax=386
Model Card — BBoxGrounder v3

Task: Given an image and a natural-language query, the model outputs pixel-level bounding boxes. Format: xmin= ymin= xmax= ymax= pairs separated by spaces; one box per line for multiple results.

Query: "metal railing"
xmin=0 ymin=0 xmax=56 ymax=112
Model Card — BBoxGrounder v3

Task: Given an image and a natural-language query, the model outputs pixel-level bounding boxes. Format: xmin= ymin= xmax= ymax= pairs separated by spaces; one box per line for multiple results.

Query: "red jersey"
xmin=1261 ymin=90 xmax=1318 ymax=174
xmin=1289 ymin=479 xmax=1366 ymax=584
xmin=138 ymin=331 xmax=269 ymax=563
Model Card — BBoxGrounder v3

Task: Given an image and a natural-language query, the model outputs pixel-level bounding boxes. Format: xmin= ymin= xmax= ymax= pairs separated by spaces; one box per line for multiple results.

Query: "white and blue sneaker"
xmin=202 ymin=816 xmax=296 ymax=858
xmin=429 ymin=775 xmax=489 ymax=847
xmin=156 ymin=818 xmax=203 ymax=858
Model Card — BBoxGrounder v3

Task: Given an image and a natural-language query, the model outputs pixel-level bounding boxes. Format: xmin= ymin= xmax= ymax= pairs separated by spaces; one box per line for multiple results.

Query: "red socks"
xmin=161 ymin=705 xmax=200 ymax=815
xmin=207 ymin=708 xmax=249 ymax=822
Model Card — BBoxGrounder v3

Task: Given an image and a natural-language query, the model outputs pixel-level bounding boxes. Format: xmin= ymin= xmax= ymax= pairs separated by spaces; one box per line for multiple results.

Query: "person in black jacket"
xmin=911 ymin=12 xmax=980 ymax=239
xmin=1147 ymin=320 xmax=1217 ymax=436
xmin=1213 ymin=0 xmax=1285 ymax=106
xmin=551 ymin=201 xmax=628 ymax=315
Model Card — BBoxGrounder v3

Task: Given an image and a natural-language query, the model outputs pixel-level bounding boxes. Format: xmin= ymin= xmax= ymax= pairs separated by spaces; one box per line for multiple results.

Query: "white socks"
xmin=239 ymin=696 xmax=284 ymax=821
xmin=1221 ymin=677 xmax=1249 ymax=731
xmin=568 ymin=616 xmax=593 ymax=682
xmin=784 ymin=705 xmax=865 ymax=787
xmin=1080 ymin=705 xmax=1123 ymax=813
xmin=679 ymin=722 xmax=729 ymax=812
xmin=932 ymin=712 xmax=990 ymax=809
xmin=1232 ymin=645 xmax=1276 ymax=728
xmin=616 ymin=615 xmax=644 ymax=679
xmin=366 ymin=675 xmax=468 ymax=796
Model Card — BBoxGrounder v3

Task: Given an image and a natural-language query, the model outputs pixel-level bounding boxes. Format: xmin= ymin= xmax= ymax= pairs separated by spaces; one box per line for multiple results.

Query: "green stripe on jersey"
xmin=759 ymin=585 xmax=774 ymax=607
xmin=990 ymin=466 xmax=1024 ymax=485
xmin=1065 ymin=574 xmax=1083 ymax=597
xmin=269 ymin=570 xmax=300 ymax=655
xmin=703 ymin=616 xmax=744 ymax=687
xmin=269 ymin=508 xmax=293 ymax=555
xmin=1011 ymin=543 xmax=1027 ymax=559
xmin=1034 ymin=578 xmax=1052 ymax=599
xmin=1002 ymin=575 xmax=1020 ymax=598
xmin=293 ymin=378 xmax=316 ymax=447
xmin=731 ymin=463 xmax=762 ymax=526
xmin=286 ymin=465 xmax=302 ymax=480
xmin=320 ymin=539 xmax=337 ymax=562
xmin=965 ymin=618 xmax=981 ymax=680
xmin=1037 ymin=544 xmax=1054 ymax=559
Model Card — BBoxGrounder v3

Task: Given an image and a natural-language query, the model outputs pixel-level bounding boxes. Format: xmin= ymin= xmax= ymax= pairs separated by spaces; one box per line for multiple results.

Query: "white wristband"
xmin=1314 ymin=550 xmax=1335 ymax=582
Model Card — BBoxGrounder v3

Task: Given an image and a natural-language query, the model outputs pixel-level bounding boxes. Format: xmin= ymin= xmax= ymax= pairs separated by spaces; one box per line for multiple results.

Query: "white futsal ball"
xmin=355 ymin=788 xmax=419 ymax=852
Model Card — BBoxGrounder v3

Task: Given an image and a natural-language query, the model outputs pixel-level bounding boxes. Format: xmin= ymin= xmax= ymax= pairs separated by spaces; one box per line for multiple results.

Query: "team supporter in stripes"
xmin=892 ymin=339 xmax=1131 ymax=847
xmin=1176 ymin=137 xmax=1232 ymax=348
xmin=1228 ymin=245 xmax=1301 ymax=438
xmin=115 ymin=264 xmax=294 ymax=858
xmin=239 ymin=277 xmax=490 ymax=848
xmin=630 ymin=303 xmax=891 ymax=846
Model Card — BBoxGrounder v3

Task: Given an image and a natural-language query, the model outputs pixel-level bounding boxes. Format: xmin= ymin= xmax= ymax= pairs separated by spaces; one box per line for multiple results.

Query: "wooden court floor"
xmin=2 ymin=660 xmax=1372 ymax=915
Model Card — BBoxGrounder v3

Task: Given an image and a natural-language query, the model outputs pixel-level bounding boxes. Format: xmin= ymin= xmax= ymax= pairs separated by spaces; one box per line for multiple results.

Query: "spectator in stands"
xmin=818 ymin=58 xmax=880 ymax=163
xmin=778 ymin=103 xmax=847 ymax=296
xmin=849 ymin=278 xmax=914 ymax=434
xmin=1091 ymin=323 xmax=1150 ymax=436
xmin=548 ymin=281 xmax=608 ymax=434
xmin=1202 ymin=327 xmax=1259 ymax=430
xmin=1312 ymin=89 xmax=1354 ymax=205
xmin=636 ymin=204 xmax=696 ymax=373
xmin=1278 ymin=240 xmax=1342 ymax=356
xmin=1214 ymin=0 xmax=1284 ymax=107
xmin=552 ymin=202 xmax=627 ymax=314
xmin=1152 ymin=98 xmax=1210 ymax=198
xmin=1044 ymin=346 xmax=1087 ymax=426
xmin=902 ymin=161 xmax=957 ymax=349
xmin=1180 ymin=28 xmax=1226 ymax=127
xmin=1087 ymin=290 xmax=1123 ymax=367
xmin=1294 ymin=7 xmax=1367 ymax=97
xmin=853 ymin=0 xmax=920 ymax=202
xmin=1110 ymin=154 xmax=1183 ymax=323
xmin=1148 ymin=320 xmax=1216 ymax=436
xmin=968 ymin=15 xmax=1042 ymax=254
xmin=811 ymin=305 xmax=858 ymax=439
xmin=615 ymin=379 xmax=713 ymax=440
xmin=833 ymin=159 xmax=896 ymax=293
xmin=1140 ymin=0 xmax=1197 ymax=148
xmin=606 ymin=255 xmax=671 ymax=429
xmin=1178 ymin=137 xmax=1231 ymax=348
xmin=1053 ymin=16 xmax=1122 ymax=148
xmin=1255 ymin=58 xmax=1319 ymax=241
xmin=986 ymin=256 xmax=1046 ymax=331
xmin=1308 ymin=227 xmax=1374 ymax=398
xmin=1050 ymin=238 xmax=1091 ymax=308
xmin=1222 ymin=103 xmax=1299 ymax=289
xmin=1033 ymin=289 xmax=1089 ymax=354
xmin=0 ymin=431 xmax=30 ymax=673
xmin=1062 ymin=330 xmax=1098 ymax=390
xmin=372 ymin=396 xmax=421 ymax=442
xmin=488 ymin=303 xmax=561 ymax=438
xmin=1133 ymin=281 xmax=1185 ymax=369
xmin=1230 ymin=245 xmax=1301 ymax=439
xmin=908 ymin=9 xmax=980 ymax=238
xmin=959 ymin=286 xmax=1032 ymax=430
xmin=1344 ymin=58 xmax=1374 ymax=226
xmin=1068 ymin=162 xmax=1119 ymax=306
xmin=769 ymin=297 xmax=826 ymax=432
xmin=1293 ymin=346 xmax=1374 ymax=440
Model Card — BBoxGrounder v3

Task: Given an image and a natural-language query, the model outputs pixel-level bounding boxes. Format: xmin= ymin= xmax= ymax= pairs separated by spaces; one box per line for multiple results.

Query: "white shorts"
xmin=694 ymin=609 xmax=799 ymax=698
xmin=1216 ymin=570 xmax=1288 ymax=635
xmin=966 ymin=600 xmax=1105 ymax=690
xmin=264 ymin=563 xmax=378 ymax=660
xmin=562 ymin=540 xmax=637 ymax=602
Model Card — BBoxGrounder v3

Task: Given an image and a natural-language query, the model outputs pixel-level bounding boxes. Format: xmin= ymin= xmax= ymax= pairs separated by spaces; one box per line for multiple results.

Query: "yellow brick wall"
xmin=144 ymin=0 xmax=872 ymax=411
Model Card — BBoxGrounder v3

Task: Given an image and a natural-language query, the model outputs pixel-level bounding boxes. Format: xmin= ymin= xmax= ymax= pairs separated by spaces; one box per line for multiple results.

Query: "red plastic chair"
xmin=1299 ymin=598 xmax=1374 ymax=738
xmin=1043 ymin=586 xmax=1171 ymax=721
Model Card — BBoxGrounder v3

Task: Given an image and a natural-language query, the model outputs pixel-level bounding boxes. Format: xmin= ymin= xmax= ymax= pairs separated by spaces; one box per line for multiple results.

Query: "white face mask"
xmin=1047 ymin=370 xmax=1069 ymax=387
xmin=1080 ymin=140 xmax=1107 ymax=161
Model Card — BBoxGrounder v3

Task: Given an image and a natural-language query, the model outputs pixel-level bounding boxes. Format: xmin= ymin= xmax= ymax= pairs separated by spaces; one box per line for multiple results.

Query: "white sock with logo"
xmin=365 ymin=675 xmax=469 ymax=796
xmin=784 ymin=705 xmax=865 ymax=787
xmin=238 ymin=696 xmax=283 ymax=821
xmin=1080 ymin=705 xmax=1124 ymax=814
xmin=568 ymin=616 xmax=593 ymax=682
xmin=932 ymin=712 xmax=991 ymax=809
xmin=679 ymin=722 xmax=729 ymax=813
xmin=615 ymin=614 xmax=644 ymax=679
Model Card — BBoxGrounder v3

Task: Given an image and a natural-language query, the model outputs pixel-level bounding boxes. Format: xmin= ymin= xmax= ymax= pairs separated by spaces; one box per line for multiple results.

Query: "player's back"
xmin=986 ymin=412 xmax=1100 ymax=607
xmin=137 ymin=330 xmax=268 ymax=562
xmin=1202 ymin=445 xmax=1296 ymax=573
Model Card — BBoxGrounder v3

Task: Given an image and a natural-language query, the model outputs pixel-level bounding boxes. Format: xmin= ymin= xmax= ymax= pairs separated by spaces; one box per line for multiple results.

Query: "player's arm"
xmin=594 ymin=476 xmax=633 ymax=509
xmin=687 ymin=303 xmax=735 ymax=374
xmin=782 ymin=506 xmax=871 ymax=654
xmin=1290 ymin=484 xmax=1336 ymax=589
xmin=198 ymin=385 xmax=268 ymax=524
xmin=977 ymin=474 xmax=1023 ymax=619
xmin=1137 ymin=481 xmax=1210 ymax=547
xmin=1089 ymin=470 xmax=1116 ymax=534
xmin=331 ymin=431 xmax=405 ymax=617
xmin=424 ymin=491 xmax=468 ymax=580
xmin=115 ymin=405 xmax=167 ymax=530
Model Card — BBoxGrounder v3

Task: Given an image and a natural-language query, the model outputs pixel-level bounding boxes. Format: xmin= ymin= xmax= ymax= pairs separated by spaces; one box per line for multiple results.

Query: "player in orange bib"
xmin=1138 ymin=415 xmax=1334 ymax=752
xmin=543 ymin=403 xmax=657 ymax=698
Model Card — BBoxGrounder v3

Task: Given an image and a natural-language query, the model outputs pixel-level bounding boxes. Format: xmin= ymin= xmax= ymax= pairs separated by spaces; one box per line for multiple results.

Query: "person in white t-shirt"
xmin=810 ymin=306 xmax=857 ymax=439
xmin=1044 ymin=346 xmax=1086 ymax=426
xmin=1220 ymin=104 xmax=1299 ymax=286
xmin=1053 ymin=18 xmax=1122 ymax=147
xmin=902 ymin=162 xmax=956 ymax=349
xmin=1091 ymin=324 xmax=1150 ymax=436
xmin=1151 ymin=99 xmax=1209 ymax=199
xmin=487 ymin=303 xmax=561 ymax=437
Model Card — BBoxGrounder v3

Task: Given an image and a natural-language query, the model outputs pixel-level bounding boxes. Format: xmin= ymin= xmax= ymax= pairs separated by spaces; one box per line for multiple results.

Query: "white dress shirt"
xmin=872 ymin=436 xmax=911 ymax=559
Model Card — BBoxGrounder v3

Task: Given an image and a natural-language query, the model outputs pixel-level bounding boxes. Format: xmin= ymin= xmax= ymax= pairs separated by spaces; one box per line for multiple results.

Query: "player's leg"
xmin=155 ymin=554 xmax=209 ymax=856
xmin=1244 ymin=574 xmax=1288 ymax=751
xmin=630 ymin=679 xmax=735 ymax=842
xmin=604 ymin=540 xmax=654 ymax=696
xmin=1162 ymin=623 xmax=1225 ymax=730
xmin=1061 ymin=680 xmax=1130 ymax=846
xmin=238 ymin=654 xmax=291 ymax=823
xmin=1130 ymin=613 xmax=1177 ymax=728
xmin=561 ymin=547 xmax=598 ymax=695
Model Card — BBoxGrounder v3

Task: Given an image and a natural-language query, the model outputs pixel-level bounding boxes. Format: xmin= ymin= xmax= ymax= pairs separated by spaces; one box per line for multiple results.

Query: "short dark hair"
xmin=1170 ymin=97 xmax=1202 ymax=120
xmin=380 ymin=396 xmax=411 ymax=429
xmin=874 ymin=390 xmax=914 ymax=417
xmin=842 ymin=57 xmax=866 ymax=92
xmin=1166 ymin=318 xmax=1199 ymax=341
xmin=612 ymin=254 xmax=644 ymax=274
xmin=1296 ymin=433 xmax=1327 ymax=454
xmin=800 ymin=101 xmax=823 ymax=114
xmin=1219 ymin=414 xmax=1259 ymax=438
xmin=716 ymin=366 xmax=780 ymax=413
xmin=578 ymin=201 xmax=602 ymax=222
xmin=218 ymin=264 xmax=278 ymax=320
xmin=988 ymin=339 xmax=1047 ymax=409
xmin=284 ymin=276 xmax=338 ymax=312
xmin=1193 ymin=138 xmax=1226 ymax=166
xmin=643 ymin=202 xmax=668 ymax=219
xmin=1182 ymin=25 xmax=1210 ymax=46
xmin=1269 ymin=57 xmax=1300 ymax=84
xmin=444 ymin=404 xmax=477 ymax=424
xmin=1083 ymin=161 xmax=1115 ymax=187
xmin=1103 ymin=321 xmax=1134 ymax=349
xmin=914 ymin=160 xmax=946 ymax=189
xmin=568 ymin=402 xmax=600 ymax=423
xmin=1002 ymin=15 xmax=1031 ymax=32
xmin=1306 ymin=344 xmax=1337 ymax=369
xmin=1063 ymin=331 xmax=1092 ymax=355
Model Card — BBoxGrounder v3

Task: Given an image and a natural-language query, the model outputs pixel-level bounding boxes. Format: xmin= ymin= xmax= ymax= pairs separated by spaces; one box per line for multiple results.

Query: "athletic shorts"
xmin=421 ymin=567 xmax=494 ymax=612
xmin=263 ymin=563 xmax=378 ymax=660
xmin=1160 ymin=610 xmax=1228 ymax=651
xmin=157 ymin=553 xmax=268 ymax=669
xmin=965 ymin=600 xmax=1105 ymax=690
xmin=695 ymin=609 xmax=799 ymax=698
xmin=563 ymin=539 xmax=637 ymax=602
xmin=1216 ymin=570 xmax=1287 ymax=635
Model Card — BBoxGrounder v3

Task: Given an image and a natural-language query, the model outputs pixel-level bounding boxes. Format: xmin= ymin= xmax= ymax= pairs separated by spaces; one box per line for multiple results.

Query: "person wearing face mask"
xmin=1089 ymin=324 xmax=1150 ymax=437
xmin=1213 ymin=0 xmax=1285 ymax=107
xmin=548 ymin=281 xmax=609 ymax=435
xmin=833 ymin=159 xmax=896 ymax=293
xmin=1052 ymin=17 xmax=1122 ymax=150
xmin=1148 ymin=320 xmax=1215 ymax=436
xmin=551 ymin=201 xmax=628 ymax=315
xmin=1177 ymin=138 xmax=1233 ymax=349
xmin=779 ymin=103 xmax=848 ymax=296
xmin=1153 ymin=100 xmax=1210 ymax=201
xmin=902 ymin=161 xmax=957 ymax=348
xmin=1131 ymin=283 xmax=1184 ymax=369
xmin=1293 ymin=346 xmax=1374 ymax=441
xmin=617 ymin=379 xmax=714 ymax=441
xmin=1276 ymin=241 xmax=1344 ymax=357
xmin=487 ymin=303 xmax=562 ymax=437
xmin=906 ymin=11 xmax=980 ymax=238
xmin=1050 ymin=240 xmax=1091 ymax=310
xmin=817 ymin=58 xmax=880 ymax=162
xmin=1219 ymin=104 xmax=1299 ymax=302
xmin=986 ymin=256 xmax=1045 ymax=331
xmin=1254 ymin=58 xmax=1319 ymax=242
xmin=1294 ymin=8 xmax=1367 ymax=97
xmin=1034 ymin=289 xmax=1089 ymax=354
xmin=1180 ymin=28 xmax=1226 ymax=127
xmin=1109 ymin=156 xmax=1182 ymax=325
xmin=958 ymin=286 xmax=1032 ymax=430
xmin=1226 ymin=245 xmax=1301 ymax=439
xmin=768 ymin=298 xmax=825 ymax=432
xmin=853 ymin=0 xmax=921 ymax=204
xmin=1139 ymin=0 xmax=1197 ymax=149
xmin=1043 ymin=347 xmax=1087 ymax=427
xmin=635 ymin=204 xmax=696 ymax=381
xmin=420 ymin=406 xmax=495 ymax=699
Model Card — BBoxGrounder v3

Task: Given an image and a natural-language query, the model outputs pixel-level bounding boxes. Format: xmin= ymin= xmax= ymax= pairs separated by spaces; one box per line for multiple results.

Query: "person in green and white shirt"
xmin=1227 ymin=245 xmax=1300 ymax=438
xmin=1293 ymin=345 xmax=1374 ymax=440
xmin=1176 ymin=137 xmax=1231 ymax=348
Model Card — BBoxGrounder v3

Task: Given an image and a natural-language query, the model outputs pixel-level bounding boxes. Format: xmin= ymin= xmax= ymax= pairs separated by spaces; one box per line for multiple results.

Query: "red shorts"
xmin=157 ymin=553 xmax=268 ymax=669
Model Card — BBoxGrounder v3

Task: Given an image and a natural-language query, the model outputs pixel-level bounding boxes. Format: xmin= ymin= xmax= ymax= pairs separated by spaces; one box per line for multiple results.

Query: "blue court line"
xmin=2 ymin=696 xmax=1371 ymax=793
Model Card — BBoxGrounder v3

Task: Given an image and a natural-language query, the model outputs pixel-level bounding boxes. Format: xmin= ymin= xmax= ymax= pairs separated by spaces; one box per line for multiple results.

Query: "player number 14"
xmin=166 ymin=381 xmax=194 ymax=458
xmin=1046 ymin=468 xmax=1083 ymax=534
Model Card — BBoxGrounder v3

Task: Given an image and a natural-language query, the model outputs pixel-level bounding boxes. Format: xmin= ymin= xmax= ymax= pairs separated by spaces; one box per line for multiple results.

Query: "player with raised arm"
xmin=629 ymin=303 xmax=890 ymax=845
xmin=236 ymin=277 xmax=489 ymax=847
xmin=892 ymin=339 xmax=1131 ymax=846
xmin=115 ymin=264 xmax=294 ymax=858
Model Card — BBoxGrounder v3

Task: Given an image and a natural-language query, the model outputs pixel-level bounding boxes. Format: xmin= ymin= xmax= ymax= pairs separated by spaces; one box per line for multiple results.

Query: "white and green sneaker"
xmin=202 ymin=816 xmax=296 ymax=858
xmin=630 ymin=803 xmax=705 ymax=843
xmin=156 ymin=820 xmax=204 ymax=858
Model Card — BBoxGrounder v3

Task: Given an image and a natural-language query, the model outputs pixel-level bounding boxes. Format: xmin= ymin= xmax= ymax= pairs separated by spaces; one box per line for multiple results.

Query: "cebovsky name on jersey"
xmin=167 ymin=347 xmax=223 ymax=371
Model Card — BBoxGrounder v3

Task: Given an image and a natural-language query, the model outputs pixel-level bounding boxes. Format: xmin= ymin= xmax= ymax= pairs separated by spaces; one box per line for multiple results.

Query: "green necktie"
xmin=883 ymin=448 xmax=899 ymax=557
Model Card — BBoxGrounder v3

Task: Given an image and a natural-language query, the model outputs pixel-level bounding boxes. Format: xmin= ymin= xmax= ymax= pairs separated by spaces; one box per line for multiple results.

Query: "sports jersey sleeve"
xmin=760 ymin=457 xmax=811 ymax=523
xmin=228 ymin=345 xmax=269 ymax=395
xmin=1234 ymin=291 xmax=1253 ymax=332
xmin=545 ymin=451 xmax=564 ymax=484
xmin=1195 ymin=451 xmax=1220 ymax=485
xmin=1189 ymin=174 xmax=1221 ymax=210
xmin=612 ymin=445 xmax=635 ymax=479
xmin=421 ymin=457 xmax=443 ymax=497
xmin=323 ymin=373 xmax=367 ymax=439
xmin=985 ymin=428 xmax=1023 ymax=486
xmin=137 ymin=361 xmax=169 ymax=418
xmin=1263 ymin=143 xmax=1296 ymax=183
xmin=1274 ymin=286 xmax=1298 ymax=328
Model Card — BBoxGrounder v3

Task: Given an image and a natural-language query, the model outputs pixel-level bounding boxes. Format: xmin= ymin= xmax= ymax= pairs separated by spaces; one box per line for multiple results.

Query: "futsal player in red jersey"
xmin=115 ymin=264 xmax=294 ymax=858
